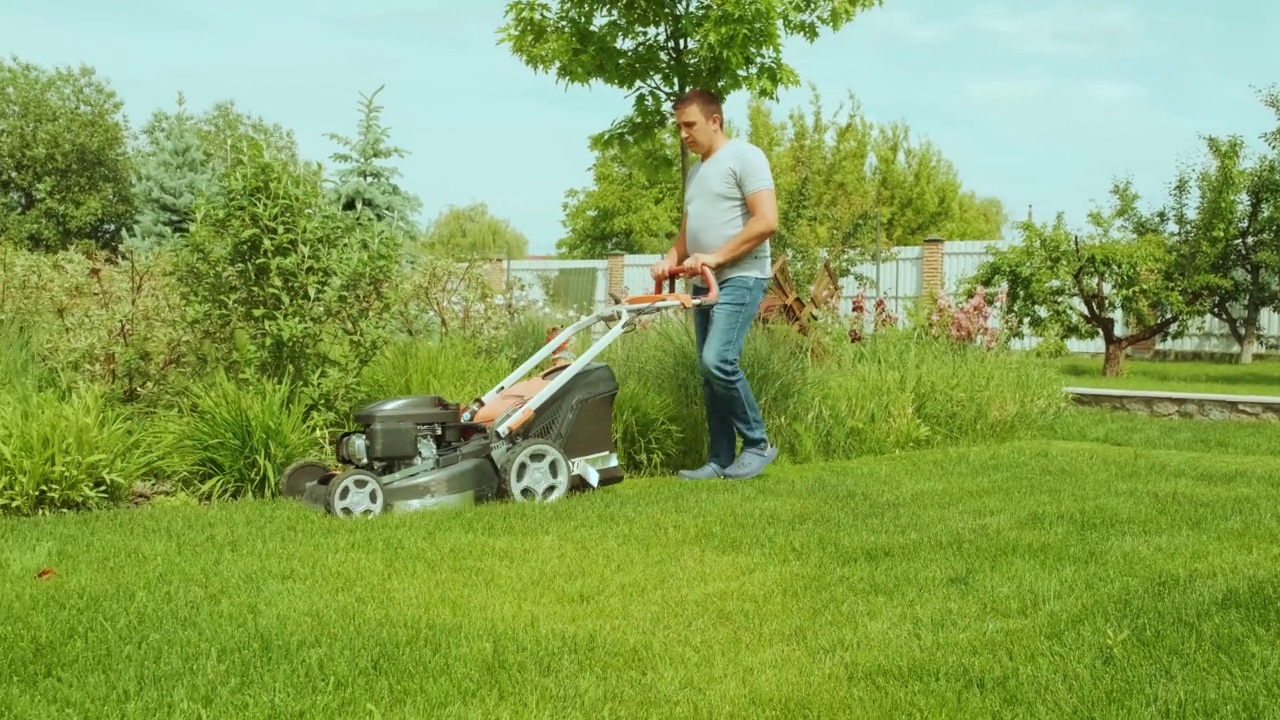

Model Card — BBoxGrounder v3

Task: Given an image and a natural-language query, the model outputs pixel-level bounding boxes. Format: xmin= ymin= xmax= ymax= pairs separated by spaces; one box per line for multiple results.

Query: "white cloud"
xmin=870 ymin=2 xmax=1152 ymax=57
xmin=962 ymin=77 xmax=1148 ymax=107
xmin=967 ymin=4 xmax=1146 ymax=56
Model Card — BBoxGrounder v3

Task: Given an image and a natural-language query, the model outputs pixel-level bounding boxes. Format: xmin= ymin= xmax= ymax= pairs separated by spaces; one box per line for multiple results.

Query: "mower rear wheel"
xmin=279 ymin=459 xmax=333 ymax=498
xmin=325 ymin=469 xmax=386 ymax=517
xmin=502 ymin=439 xmax=571 ymax=503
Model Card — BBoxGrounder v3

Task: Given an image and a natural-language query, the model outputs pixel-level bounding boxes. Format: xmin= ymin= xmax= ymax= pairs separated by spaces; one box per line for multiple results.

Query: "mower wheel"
xmin=325 ymin=469 xmax=386 ymax=517
xmin=279 ymin=459 xmax=333 ymax=498
xmin=502 ymin=438 xmax=571 ymax=503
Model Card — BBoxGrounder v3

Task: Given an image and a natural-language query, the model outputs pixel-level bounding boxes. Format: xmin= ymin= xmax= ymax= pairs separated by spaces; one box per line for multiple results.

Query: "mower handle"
xmin=655 ymin=264 xmax=719 ymax=303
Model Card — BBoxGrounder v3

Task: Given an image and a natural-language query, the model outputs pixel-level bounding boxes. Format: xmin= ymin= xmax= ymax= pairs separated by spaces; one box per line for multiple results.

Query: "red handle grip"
xmin=654 ymin=264 xmax=718 ymax=303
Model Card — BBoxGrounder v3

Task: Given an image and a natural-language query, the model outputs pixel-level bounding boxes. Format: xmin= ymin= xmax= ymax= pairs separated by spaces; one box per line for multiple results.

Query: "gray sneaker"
xmin=677 ymin=462 xmax=723 ymax=480
xmin=721 ymin=446 xmax=778 ymax=480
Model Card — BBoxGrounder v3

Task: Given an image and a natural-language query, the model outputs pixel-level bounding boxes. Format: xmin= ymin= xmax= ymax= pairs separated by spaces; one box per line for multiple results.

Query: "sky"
xmin=3 ymin=0 xmax=1278 ymax=255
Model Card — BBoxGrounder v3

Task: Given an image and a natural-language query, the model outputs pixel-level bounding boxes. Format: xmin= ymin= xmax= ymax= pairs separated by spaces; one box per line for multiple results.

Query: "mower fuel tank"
xmin=353 ymin=395 xmax=459 ymax=425
xmin=365 ymin=422 xmax=417 ymax=460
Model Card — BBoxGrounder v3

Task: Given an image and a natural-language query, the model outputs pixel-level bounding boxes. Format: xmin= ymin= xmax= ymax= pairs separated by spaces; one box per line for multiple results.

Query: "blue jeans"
xmin=692 ymin=276 xmax=769 ymax=468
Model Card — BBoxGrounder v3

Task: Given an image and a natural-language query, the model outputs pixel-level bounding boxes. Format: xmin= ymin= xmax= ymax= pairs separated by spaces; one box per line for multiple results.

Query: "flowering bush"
xmin=843 ymin=285 xmax=1013 ymax=351
xmin=847 ymin=289 xmax=899 ymax=343
xmin=926 ymin=285 xmax=1009 ymax=349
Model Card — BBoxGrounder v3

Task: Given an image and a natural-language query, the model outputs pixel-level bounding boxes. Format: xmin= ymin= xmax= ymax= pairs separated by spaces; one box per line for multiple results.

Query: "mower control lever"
xmin=654 ymin=264 xmax=719 ymax=304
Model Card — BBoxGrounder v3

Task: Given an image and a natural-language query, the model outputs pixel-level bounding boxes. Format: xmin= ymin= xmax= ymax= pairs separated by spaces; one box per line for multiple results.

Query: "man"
xmin=650 ymin=88 xmax=779 ymax=481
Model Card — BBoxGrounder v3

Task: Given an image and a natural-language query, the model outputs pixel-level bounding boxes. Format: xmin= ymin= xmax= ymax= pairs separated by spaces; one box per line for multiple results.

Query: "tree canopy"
xmin=498 ymin=0 xmax=883 ymax=182
xmin=0 ymin=56 xmax=137 ymax=252
xmin=417 ymin=202 xmax=531 ymax=261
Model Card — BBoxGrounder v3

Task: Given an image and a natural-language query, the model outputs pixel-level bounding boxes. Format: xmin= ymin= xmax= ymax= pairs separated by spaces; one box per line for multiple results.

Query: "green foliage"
xmin=969 ymin=178 xmax=1215 ymax=376
xmin=153 ymin=371 xmax=323 ymax=501
xmin=557 ymin=131 xmax=683 ymax=257
xmin=324 ymin=85 xmax=422 ymax=235
xmin=497 ymin=0 xmax=883 ymax=178
xmin=176 ymin=137 xmax=406 ymax=418
xmin=1164 ymin=88 xmax=1280 ymax=363
xmin=0 ymin=242 xmax=189 ymax=403
xmin=558 ymin=86 xmax=1006 ymax=281
xmin=747 ymin=87 xmax=1006 ymax=284
xmin=597 ymin=315 xmax=1067 ymax=475
xmin=0 ymin=56 xmax=137 ymax=252
xmin=417 ymin=201 xmax=530 ymax=260
xmin=129 ymin=92 xmax=214 ymax=247
xmin=140 ymin=97 xmax=300 ymax=172
xmin=0 ymin=329 xmax=162 ymax=515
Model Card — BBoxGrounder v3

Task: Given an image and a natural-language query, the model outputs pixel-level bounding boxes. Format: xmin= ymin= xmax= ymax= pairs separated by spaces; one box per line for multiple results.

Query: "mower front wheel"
xmin=502 ymin=438 xmax=571 ymax=503
xmin=279 ymin=459 xmax=333 ymax=499
xmin=325 ymin=469 xmax=386 ymax=517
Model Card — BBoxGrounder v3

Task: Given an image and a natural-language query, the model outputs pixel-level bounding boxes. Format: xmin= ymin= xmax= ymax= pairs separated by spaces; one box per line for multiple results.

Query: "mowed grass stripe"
xmin=3 ymin=439 xmax=1279 ymax=718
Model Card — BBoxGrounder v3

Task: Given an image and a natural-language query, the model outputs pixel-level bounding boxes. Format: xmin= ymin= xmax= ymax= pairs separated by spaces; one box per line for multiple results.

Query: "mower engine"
xmin=336 ymin=394 xmax=466 ymax=475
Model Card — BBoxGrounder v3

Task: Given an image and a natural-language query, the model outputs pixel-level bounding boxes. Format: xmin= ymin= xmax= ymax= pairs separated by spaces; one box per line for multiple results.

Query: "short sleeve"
xmin=734 ymin=143 xmax=775 ymax=196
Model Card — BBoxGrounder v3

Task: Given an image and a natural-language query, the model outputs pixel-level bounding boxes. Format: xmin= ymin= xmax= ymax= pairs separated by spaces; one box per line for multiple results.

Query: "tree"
xmin=969 ymin=178 xmax=1212 ymax=377
xmin=557 ymin=130 xmax=684 ymax=258
xmin=324 ymin=84 xmax=422 ymax=236
xmin=139 ymin=98 xmax=300 ymax=174
xmin=0 ymin=56 xmax=136 ymax=252
xmin=129 ymin=92 xmax=213 ymax=247
xmin=497 ymin=0 xmax=884 ymax=186
xmin=1167 ymin=129 xmax=1280 ymax=364
xmin=417 ymin=202 xmax=530 ymax=261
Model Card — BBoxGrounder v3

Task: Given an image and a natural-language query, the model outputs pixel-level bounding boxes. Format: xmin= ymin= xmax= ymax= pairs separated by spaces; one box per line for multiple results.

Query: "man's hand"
xmin=650 ymin=256 xmax=677 ymax=281
xmin=682 ymin=252 xmax=722 ymax=275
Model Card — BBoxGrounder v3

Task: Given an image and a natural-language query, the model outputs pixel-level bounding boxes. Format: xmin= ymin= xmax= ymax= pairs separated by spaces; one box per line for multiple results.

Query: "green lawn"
xmin=1052 ymin=355 xmax=1280 ymax=397
xmin=3 ymin=409 xmax=1279 ymax=718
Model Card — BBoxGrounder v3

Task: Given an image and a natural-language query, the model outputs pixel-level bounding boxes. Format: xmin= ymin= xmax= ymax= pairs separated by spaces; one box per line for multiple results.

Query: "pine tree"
xmin=324 ymin=85 xmax=422 ymax=235
xmin=131 ymin=92 xmax=212 ymax=246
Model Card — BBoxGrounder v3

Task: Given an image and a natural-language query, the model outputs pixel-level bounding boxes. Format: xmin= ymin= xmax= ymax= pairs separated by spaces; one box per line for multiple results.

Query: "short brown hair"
xmin=672 ymin=88 xmax=723 ymax=121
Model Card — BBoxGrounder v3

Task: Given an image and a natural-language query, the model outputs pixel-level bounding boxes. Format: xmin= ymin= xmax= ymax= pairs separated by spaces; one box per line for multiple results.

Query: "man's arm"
xmin=710 ymin=189 xmax=777 ymax=267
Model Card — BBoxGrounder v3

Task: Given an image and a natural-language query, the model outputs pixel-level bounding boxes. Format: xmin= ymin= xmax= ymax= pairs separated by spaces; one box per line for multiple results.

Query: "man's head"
xmin=672 ymin=89 xmax=725 ymax=158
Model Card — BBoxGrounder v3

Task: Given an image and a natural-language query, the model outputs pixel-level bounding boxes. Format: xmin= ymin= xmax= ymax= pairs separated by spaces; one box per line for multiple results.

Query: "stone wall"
xmin=1066 ymin=387 xmax=1280 ymax=421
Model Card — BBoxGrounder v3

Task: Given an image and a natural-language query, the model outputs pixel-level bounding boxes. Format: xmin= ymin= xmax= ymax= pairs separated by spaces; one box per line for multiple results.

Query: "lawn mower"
xmin=278 ymin=264 xmax=720 ymax=518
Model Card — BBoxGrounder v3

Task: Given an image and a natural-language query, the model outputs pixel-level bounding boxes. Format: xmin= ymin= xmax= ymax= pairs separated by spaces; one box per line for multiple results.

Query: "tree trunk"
xmin=1238 ymin=303 xmax=1261 ymax=365
xmin=1239 ymin=327 xmax=1258 ymax=365
xmin=1103 ymin=340 xmax=1125 ymax=377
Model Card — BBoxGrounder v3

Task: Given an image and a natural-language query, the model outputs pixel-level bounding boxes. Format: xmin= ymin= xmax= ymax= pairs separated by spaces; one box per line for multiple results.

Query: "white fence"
xmin=495 ymin=240 xmax=1275 ymax=358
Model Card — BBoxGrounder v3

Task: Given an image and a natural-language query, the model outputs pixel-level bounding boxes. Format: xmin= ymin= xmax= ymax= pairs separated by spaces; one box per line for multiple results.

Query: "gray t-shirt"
xmin=683 ymin=138 xmax=774 ymax=285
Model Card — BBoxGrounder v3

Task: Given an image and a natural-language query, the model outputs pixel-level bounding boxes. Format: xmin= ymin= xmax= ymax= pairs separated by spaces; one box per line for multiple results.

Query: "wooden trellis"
xmin=756 ymin=255 xmax=841 ymax=335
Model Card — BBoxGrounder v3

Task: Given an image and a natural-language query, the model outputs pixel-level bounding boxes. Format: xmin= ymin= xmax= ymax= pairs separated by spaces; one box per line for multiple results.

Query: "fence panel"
xmin=484 ymin=243 xmax=1272 ymax=357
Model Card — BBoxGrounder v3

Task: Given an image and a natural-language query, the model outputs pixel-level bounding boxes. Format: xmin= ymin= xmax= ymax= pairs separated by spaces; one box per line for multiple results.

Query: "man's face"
xmin=675 ymin=104 xmax=720 ymax=155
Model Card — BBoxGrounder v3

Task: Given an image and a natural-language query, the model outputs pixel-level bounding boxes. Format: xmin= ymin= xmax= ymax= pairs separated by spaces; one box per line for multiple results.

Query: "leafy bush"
xmin=0 ymin=241 xmax=189 ymax=403
xmin=153 ymin=371 xmax=323 ymax=501
xmin=174 ymin=137 xmax=406 ymax=423
xmin=0 ymin=326 xmax=163 ymax=515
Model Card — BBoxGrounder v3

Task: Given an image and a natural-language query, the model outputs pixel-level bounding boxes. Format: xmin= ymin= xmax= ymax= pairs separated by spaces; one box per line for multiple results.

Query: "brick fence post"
xmin=487 ymin=257 xmax=507 ymax=293
xmin=606 ymin=250 xmax=626 ymax=299
xmin=922 ymin=236 xmax=944 ymax=297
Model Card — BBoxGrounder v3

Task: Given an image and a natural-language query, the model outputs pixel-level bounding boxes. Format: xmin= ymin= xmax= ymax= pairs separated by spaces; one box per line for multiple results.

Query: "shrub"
xmin=0 ymin=326 xmax=164 ymax=515
xmin=356 ymin=335 xmax=511 ymax=413
xmin=0 ymin=241 xmax=189 ymax=404
xmin=153 ymin=371 xmax=324 ymax=501
xmin=174 ymin=137 xmax=406 ymax=423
